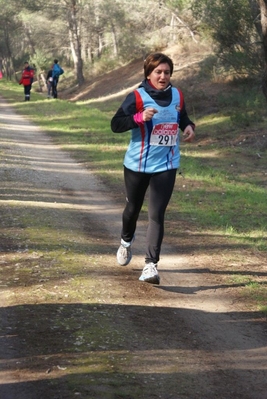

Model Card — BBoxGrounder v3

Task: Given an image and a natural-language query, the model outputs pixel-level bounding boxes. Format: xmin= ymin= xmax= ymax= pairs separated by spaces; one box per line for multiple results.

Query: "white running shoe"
xmin=139 ymin=262 xmax=160 ymax=285
xmin=116 ymin=237 xmax=134 ymax=266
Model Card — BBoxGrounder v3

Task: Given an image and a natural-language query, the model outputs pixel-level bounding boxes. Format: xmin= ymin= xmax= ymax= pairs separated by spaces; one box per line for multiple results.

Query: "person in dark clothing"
xmin=111 ymin=52 xmax=195 ymax=285
xmin=19 ymin=62 xmax=34 ymax=101
xmin=46 ymin=66 xmax=53 ymax=98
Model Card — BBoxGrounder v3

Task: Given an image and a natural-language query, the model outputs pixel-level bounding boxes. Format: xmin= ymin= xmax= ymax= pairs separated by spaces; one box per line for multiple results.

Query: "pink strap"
xmin=133 ymin=112 xmax=144 ymax=125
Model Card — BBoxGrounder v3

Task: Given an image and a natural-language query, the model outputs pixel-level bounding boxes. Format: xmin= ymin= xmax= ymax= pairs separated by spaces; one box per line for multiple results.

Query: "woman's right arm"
xmin=111 ymin=92 xmax=139 ymax=133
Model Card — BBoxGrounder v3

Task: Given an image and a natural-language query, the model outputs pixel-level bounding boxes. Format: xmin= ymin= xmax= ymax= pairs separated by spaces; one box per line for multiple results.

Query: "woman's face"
xmin=147 ymin=62 xmax=171 ymax=90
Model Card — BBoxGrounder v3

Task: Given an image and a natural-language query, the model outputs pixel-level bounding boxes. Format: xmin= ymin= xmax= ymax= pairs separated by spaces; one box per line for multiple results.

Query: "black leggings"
xmin=121 ymin=166 xmax=177 ymax=264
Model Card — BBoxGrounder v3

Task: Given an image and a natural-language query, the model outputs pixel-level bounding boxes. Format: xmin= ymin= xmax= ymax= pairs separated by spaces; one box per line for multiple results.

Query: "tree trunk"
xmin=1 ymin=22 xmax=13 ymax=80
xmin=258 ymin=0 xmax=267 ymax=100
xmin=111 ymin=25 xmax=118 ymax=57
xmin=23 ymin=23 xmax=36 ymax=55
xmin=67 ymin=0 xmax=85 ymax=86
xmin=250 ymin=0 xmax=262 ymax=37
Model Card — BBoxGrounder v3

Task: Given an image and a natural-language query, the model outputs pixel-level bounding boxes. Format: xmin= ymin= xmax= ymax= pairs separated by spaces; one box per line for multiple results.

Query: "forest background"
xmin=1 ymin=0 xmax=267 ymax=102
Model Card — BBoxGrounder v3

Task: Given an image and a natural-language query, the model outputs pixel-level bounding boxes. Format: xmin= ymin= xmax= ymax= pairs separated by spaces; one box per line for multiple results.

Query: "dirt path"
xmin=0 ymin=96 xmax=267 ymax=399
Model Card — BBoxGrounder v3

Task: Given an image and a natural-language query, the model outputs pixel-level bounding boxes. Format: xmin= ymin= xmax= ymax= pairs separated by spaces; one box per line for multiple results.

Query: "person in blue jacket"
xmin=52 ymin=59 xmax=64 ymax=98
xmin=111 ymin=52 xmax=195 ymax=285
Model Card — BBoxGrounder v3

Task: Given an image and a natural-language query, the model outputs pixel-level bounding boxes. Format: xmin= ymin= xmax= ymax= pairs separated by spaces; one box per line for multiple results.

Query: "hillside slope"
xmin=61 ymin=44 xmax=218 ymax=115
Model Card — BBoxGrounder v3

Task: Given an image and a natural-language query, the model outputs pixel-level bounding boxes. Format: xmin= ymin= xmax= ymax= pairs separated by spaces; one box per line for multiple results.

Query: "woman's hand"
xmin=142 ymin=107 xmax=158 ymax=122
xmin=183 ymin=125 xmax=195 ymax=142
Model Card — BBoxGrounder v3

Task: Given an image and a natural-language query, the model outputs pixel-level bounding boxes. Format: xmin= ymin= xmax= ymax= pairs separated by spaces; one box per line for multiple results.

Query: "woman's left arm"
xmin=179 ymin=102 xmax=195 ymax=142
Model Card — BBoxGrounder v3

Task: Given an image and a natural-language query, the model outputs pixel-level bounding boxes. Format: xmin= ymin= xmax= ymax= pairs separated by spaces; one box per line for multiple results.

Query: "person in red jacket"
xmin=19 ymin=62 xmax=34 ymax=101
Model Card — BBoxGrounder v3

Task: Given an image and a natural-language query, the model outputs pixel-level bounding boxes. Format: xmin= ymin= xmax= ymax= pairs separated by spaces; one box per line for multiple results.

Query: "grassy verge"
xmin=1 ymin=78 xmax=267 ymax=312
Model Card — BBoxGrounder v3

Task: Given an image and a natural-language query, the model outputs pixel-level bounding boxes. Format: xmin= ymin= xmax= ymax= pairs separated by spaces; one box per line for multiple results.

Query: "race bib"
xmin=150 ymin=123 xmax=179 ymax=146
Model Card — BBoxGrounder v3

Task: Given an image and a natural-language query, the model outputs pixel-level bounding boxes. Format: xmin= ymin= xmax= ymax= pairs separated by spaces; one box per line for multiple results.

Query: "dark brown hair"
xmin=143 ymin=53 xmax=174 ymax=78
